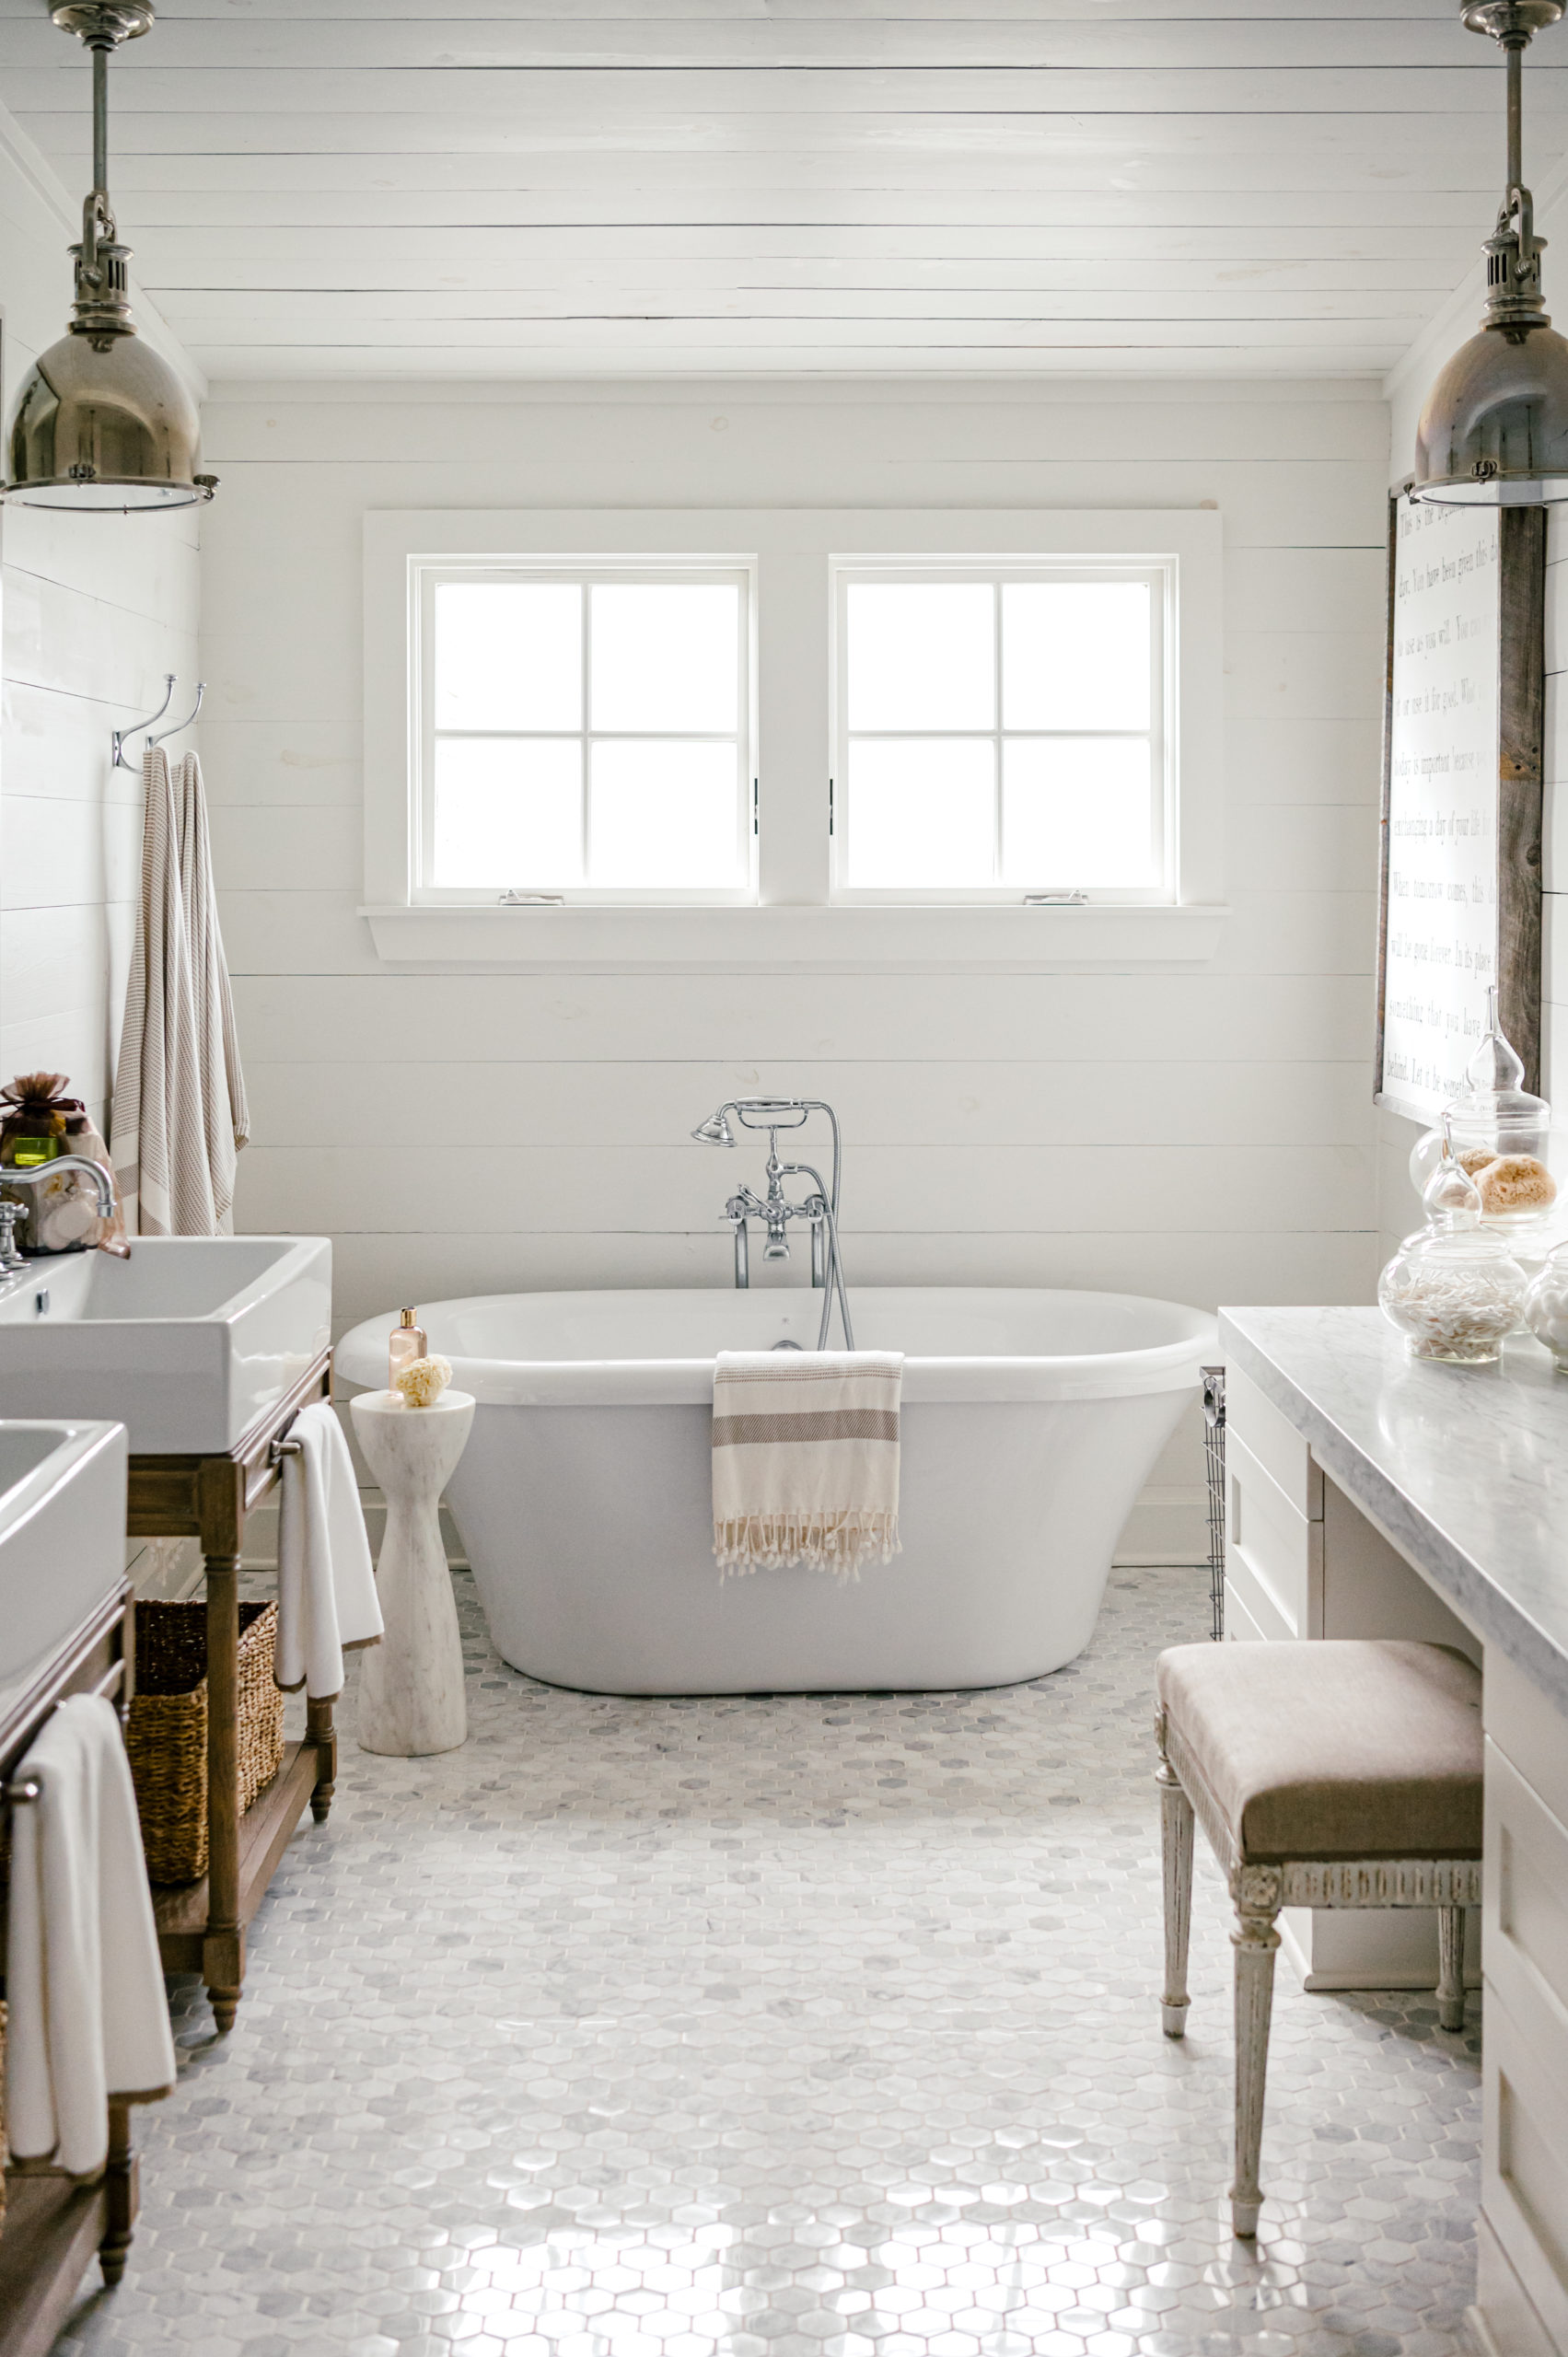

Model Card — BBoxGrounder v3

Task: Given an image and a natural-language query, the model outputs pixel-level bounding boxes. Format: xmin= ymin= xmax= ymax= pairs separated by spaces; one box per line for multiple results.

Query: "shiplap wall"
xmin=0 ymin=122 xmax=202 ymax=1133
xmin=201 ymin=374 xmax=1388 ymax=1556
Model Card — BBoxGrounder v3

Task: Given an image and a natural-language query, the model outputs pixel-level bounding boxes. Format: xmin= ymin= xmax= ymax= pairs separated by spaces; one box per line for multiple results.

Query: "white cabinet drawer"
xmin=1225 ymin=1362 xmax=1323 ymax=1522
xmin=1484 ymin=1969 xmax=1568 ymax=2351
xmin=1224 ymin=1579 xmax=1271 ymax=1643
xmin=1226 ymin=1428 xmax=1321 ymax=1641
xmin=1487 ymin=1737 xmax=1568 ymax=2039
xmin=1483 ymin=1735 xmax=1568 ymax=2352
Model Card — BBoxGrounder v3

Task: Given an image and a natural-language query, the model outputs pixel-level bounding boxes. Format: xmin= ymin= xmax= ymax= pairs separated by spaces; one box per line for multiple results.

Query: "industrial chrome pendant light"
xmin=1413 ymin=1 xmax=1568 ymax=505
xmin=3 ymin=3 xmax=215 ymax=511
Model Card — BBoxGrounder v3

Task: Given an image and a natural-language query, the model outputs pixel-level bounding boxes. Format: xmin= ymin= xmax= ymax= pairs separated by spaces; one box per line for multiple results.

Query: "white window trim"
xmin=363 ymin=507 xmax=1226 ymax=970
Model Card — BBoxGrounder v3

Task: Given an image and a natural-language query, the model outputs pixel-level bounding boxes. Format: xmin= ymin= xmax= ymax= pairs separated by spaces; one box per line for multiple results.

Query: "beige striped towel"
xmin=712 ymin=1349 xmax=903 ymax=1579
xmin=111 ymin=747 xmax=249 ymax=1237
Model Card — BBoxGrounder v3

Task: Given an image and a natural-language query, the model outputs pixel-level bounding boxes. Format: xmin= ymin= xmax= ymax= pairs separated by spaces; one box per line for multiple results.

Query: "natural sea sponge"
xmin=393 ymin=1353 xmax=452 ymax=1407
xmin=1474 ymin=1154 xmax=1557 ymax=1213
xmin=1457 ymin=1147 xmax=1498 ymax=1177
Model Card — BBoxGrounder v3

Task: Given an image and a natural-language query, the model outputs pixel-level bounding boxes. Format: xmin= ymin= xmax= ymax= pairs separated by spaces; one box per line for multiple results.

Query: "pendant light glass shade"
xmin=1412 ymin=2 xmax=1568 ymax=506
xmin=3 ymin=4 xmax=215 ymax=514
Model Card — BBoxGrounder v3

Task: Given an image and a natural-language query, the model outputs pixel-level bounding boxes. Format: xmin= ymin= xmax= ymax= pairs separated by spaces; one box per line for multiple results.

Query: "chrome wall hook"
xmin=111 ymin=672 xmax=203 ymax=769
xmin=147 ymin=677 xmax=203 ymax=748
xmin=111 ymin=671 xmax=173 ymax=769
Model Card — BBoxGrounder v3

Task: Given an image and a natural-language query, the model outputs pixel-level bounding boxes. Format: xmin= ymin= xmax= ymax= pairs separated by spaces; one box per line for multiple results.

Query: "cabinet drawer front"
xmin=1484 ymin=1970 xmax=1568 ymax=2351
xmin=1225 ymin=1362 xmax=1323 ymax=1521
xmin=1227 ymin=1430 xmax=1321 ymax=1640
xmin=1487 ymin=1737 xmax=1568 ymax=2035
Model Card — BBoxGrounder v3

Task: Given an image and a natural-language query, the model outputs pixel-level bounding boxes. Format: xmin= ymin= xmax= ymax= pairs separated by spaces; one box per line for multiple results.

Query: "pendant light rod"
xmin=92 ymin=37 xmax=109 ymax=192
xmin=1507 ymin=34 xmax=1524 ymax=190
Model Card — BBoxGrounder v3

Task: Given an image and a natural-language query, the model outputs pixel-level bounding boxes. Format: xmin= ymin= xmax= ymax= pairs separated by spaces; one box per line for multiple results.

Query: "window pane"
xmin=434 ymin=583 xmax=581 ymax=732
xmin=590 ymin=585 xmax=739 ymax=732
xmin=588 ymin=740 xmax=742 ymax=888
xmin=1002 ymin=582 xmax=1151 ymax=731
xmin=845 ymin=737 xmax=994 ymax=888
xmin=846 ymin=584 xmax=994 ymax=731
xmin=432 ymin=737 xmax=583 ymax=886
xmin=1002 ymin=737 xmax=1156 ymax=888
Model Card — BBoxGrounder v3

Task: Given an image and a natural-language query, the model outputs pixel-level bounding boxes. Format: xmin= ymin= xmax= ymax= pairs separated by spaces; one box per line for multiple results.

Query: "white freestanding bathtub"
xmin=335 ymin=1286 xmax=1215 ymax=1697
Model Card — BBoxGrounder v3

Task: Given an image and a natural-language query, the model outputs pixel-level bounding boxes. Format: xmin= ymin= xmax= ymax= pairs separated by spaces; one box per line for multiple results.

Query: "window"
xmin=365 ymin=510 xmax=1223 ymax=967
xmin=832 ymin=563 xmax=1169 ymax=900
xmin=417 ymin=563 xmax=754 ymax=901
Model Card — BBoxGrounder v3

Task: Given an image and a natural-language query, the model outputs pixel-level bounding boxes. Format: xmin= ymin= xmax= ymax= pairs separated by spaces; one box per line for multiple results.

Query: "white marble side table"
xmin=348 ymin=1388 xmax=474 ymax=1758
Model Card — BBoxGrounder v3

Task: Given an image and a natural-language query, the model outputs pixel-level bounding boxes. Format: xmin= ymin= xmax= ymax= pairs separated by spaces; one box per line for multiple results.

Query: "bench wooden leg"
xmin=1436 ymin=1905 xmax=1466 ymax=2031
xmin=1156 ymin=1725 xmax=1195 ymax=2038
xmin=1230 ymin=1864 xmax=1283 ymax=2240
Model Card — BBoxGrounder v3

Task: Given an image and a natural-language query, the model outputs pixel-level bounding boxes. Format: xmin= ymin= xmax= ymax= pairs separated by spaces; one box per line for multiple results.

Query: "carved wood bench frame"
xmin=1156 ymin=1705 xmax=1483 ymax=2238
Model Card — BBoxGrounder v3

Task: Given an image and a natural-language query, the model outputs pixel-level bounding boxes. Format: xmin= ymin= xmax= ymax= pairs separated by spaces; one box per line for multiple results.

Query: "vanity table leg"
xmin=203 ymin=1551 xmax=244 ymax=2034
xmin=1229 ymin=1865 xmax=1283 ymax=2240
xmin=99 ymin=2101 xmax=137 ymax=2284
xmin=1436 ymin=1906 xmax=1466 ymax=2031
xmin=308 ymin=1694 xmax=337 ymax=1823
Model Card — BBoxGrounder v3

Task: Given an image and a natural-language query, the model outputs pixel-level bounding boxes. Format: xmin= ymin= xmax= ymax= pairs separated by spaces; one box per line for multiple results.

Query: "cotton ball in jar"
xmin=393 ymin=1354 xmax=452 ymax=1408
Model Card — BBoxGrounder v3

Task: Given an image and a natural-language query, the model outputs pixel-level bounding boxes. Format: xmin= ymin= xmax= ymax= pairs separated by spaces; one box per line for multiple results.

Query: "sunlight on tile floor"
xmin=58 ymin=1567 xmax=1480 ymax=2357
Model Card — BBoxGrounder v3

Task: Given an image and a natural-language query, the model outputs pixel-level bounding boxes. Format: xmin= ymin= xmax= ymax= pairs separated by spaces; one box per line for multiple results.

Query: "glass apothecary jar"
xmin=1379 ymin=1158 xmax=1528 ymax=1364
xmin=1408 ymin=988 xmax=1559 ymax=1232
xmin=1523 ymin=1241 xmax=1568 ymax=1370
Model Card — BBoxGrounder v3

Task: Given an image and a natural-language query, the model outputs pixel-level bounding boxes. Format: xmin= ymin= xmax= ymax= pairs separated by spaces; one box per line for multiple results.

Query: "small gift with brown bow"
xmin=0 ymin=1073 xmax=130 ymax=1258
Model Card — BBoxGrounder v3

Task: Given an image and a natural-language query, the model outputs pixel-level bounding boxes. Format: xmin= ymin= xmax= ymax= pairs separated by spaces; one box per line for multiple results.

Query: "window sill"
xmin=361 ymin=902 xmax=1229 ymax=970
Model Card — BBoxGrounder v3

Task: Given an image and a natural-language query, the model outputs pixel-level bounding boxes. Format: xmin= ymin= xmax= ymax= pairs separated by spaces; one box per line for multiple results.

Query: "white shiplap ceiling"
xmin=0 ymin=0 xmax=1562 ymax=381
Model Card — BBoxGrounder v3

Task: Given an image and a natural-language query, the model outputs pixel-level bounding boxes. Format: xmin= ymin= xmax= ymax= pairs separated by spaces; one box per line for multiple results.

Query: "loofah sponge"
xmin=393 ymin=1354 xmax=452 ymax=1408
xmin=1474 ymin=1154 xmax=1557 ymax=1214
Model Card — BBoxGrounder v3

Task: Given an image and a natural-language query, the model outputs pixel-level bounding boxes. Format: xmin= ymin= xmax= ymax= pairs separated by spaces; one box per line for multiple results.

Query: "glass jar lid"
xmin=1450 ymin=984 xmax=1549 ymax=1126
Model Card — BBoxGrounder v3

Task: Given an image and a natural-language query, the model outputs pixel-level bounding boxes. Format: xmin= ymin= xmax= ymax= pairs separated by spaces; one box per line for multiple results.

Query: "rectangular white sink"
xmin=0 ymin=1236 xmax=331 ymax=1454
xmin=0 ymin=1419 xmax=127 ymax=1712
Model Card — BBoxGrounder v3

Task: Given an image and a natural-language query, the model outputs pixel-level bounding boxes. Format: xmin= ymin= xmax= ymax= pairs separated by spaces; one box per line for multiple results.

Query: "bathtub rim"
xmin=334 ymin=1283 xmax=1218 ymax=1407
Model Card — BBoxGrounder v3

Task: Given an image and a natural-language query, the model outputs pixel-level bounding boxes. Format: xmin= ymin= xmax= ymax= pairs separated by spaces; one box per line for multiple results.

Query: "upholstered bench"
xmin=1155 ymin=1639 xmax=1483 ymax=2237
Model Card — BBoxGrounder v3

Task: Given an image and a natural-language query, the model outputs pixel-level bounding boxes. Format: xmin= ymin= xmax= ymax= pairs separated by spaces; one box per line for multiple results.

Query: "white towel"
xmin=712 ymin=1349 xmax=903 ymax=1580
xmin=6 ymin=1695 xmax=176 ymax=2178
xmin=110 ymin=744 xmax=248 ymax=1238
xmin=275 ymin=1401 xmax=383 ymax=1700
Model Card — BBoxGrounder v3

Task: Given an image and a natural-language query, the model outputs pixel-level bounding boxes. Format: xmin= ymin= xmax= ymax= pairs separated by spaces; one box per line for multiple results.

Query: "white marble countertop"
xmin=1219 ymin=1306 xmax=1568 ymax=1715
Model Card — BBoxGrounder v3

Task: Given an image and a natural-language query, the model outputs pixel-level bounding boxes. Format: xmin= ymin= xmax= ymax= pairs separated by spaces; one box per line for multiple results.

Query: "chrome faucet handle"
xmin=0 ymin=1200 xmax=28 ymax=1271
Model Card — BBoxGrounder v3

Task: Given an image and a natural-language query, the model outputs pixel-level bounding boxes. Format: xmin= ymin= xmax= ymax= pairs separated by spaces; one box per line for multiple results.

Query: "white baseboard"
xmin=1113 ymin=1486 xmax=1210 ymax=1568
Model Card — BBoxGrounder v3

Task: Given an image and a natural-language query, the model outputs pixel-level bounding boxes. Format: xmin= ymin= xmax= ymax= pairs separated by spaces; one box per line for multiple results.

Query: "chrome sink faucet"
xmin=0 ymin=1155 xmax=115 ymax=1268
xmin=691 ymin=1098 xmax=854 ymax=1351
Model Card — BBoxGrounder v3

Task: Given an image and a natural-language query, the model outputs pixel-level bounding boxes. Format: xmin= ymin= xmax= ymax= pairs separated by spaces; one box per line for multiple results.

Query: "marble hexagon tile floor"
xmin=58 ymin=1566 xmax=1480 ymax=2357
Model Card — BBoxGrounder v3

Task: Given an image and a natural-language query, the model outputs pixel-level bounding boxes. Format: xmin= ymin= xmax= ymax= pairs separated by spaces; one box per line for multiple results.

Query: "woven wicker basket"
xmin=126 ymin=1602 xmax=284 ymax=1884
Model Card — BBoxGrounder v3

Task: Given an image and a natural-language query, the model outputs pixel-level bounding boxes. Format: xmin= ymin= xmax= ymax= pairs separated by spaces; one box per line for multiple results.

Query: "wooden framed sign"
xmin=1376 ymin=494 xmax=1545 ymax=1120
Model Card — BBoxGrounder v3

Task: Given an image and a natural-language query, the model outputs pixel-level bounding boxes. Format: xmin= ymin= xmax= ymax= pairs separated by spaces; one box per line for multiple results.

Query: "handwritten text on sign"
xmin=1381 ymin=501 xmax=1500 ymax=1122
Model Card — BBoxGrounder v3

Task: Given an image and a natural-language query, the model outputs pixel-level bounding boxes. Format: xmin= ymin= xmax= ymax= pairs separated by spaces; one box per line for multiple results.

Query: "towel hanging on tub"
xmin=6 ymin=1695 xmax=177 ymax=2178
xmin=712 ymin=1349 xmax=903 ymax=1580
